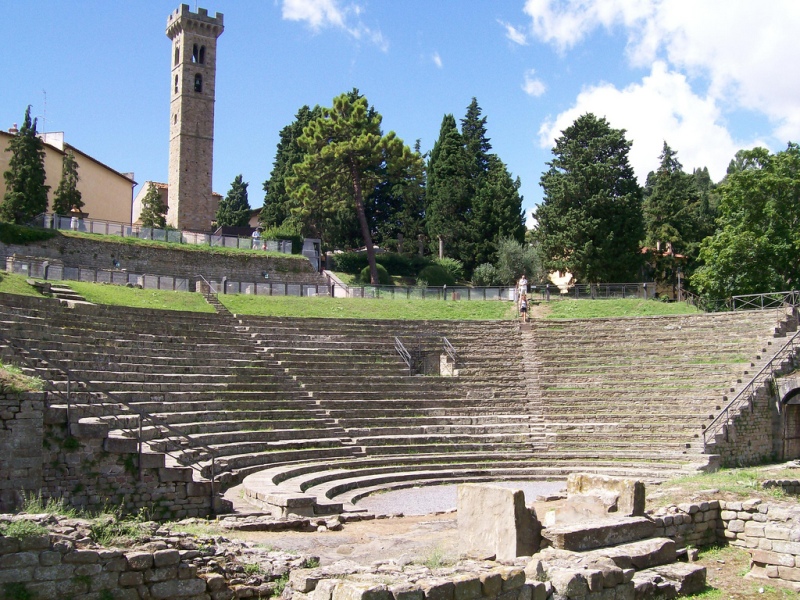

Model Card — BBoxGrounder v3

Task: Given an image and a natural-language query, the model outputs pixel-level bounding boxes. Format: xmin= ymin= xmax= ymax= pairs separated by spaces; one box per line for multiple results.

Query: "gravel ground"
xmin=356 ymin=480 xmax=566 ymax=515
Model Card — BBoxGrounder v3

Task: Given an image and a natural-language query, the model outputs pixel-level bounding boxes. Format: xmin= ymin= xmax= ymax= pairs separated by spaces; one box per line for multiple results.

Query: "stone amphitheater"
xmin=4 ymin=244 xmax=800 ymax=599
xmin=1 ymin=284 xmax=797 ymax=520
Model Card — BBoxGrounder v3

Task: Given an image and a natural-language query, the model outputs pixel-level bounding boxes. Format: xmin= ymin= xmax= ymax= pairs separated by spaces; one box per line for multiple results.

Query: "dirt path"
xmin=231 ymin=513 xmax=459 ymax=566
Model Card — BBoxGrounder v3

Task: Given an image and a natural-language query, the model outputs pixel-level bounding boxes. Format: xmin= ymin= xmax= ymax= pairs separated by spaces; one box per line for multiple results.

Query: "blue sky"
xmin=2 ymin=1 xmax=798 ymax=227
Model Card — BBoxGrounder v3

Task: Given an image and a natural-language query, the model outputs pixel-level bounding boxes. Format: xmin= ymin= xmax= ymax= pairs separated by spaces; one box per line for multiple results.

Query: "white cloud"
xmin=522 ymin=69 xmax=546 ymax=97
xmin=537 ymin=62 xmax=760 ymax=183
xmin=281 ymin=0 xmax=388 ymax=51
xmin=432 ymin=52 xmax=443 ymax=69
xmin=523 ymin=0 xmax=800 ymax=143
xmin=498 ymin=20 xmax=528 ymax=45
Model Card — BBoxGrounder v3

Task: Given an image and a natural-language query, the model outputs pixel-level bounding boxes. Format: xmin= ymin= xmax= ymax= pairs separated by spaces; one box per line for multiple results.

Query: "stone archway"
xmin=777 ymin=375 xmax=800 ymax=460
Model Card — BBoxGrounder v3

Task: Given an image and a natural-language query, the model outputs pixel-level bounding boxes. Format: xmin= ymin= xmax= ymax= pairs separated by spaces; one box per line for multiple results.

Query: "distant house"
xmin=131 ymin=181 xmax=222 ymax=228
xmin=0 ymin=128 xmax=136 ymax=224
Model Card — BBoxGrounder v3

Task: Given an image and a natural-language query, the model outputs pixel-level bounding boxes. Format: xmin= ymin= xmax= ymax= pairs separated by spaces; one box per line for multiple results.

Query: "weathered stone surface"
xmin=566 ymin=474 xmax=645 ymax=517
xmin=457 ymin=484 xmax=540 ymax=561
xmin=596 ymin=538 xmax=676 ymax=570
xmin=149 ymin=577 xmax=207 ymax=599
xmin=544 ymin=517 xmax=655 ymax=552
xmin=547 ymin=567 xmax=588 ymax=598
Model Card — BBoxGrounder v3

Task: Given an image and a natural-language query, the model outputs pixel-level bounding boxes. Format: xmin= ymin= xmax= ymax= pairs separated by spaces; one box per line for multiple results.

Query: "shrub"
xmin=434 ymin=257 xmax=465 ymax=282
xmin=0 ymin=519 xmax=48 ymax=539
xmin=377 ymin=253 xmax=423 ymax=277
xmin=417 ymin=265 xmax=455 ymax=287
xmin=331 ymin=252 xmax=367 ymax=274
xmin=260 ymin=222 xmax=303 ymax=254
xmin=358 ymin=263 xmax=391 ymax=285
xmin=472 ymin=263 xmax=500 ymax=286
xmin=0 ymin=223 xmax=56 ymax=245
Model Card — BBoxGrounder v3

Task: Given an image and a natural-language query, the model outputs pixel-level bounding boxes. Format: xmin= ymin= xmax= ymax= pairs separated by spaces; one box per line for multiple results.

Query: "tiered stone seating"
xmin=1 ymin=288 xmax=792 ymax=517
xmin=0 ymin=293 xmax=356 ymax=485
xmin=527 ymin=311 xmax=790 ymax=463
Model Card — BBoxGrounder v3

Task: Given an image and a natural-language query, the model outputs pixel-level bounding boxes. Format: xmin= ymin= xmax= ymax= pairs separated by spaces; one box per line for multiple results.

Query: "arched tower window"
xmin=174 ymin=74 xmax=179 ymax=93
xmin=174 ymin=47 xmax=180 ymax=66
xmin=199 ymin=46 xmax=206 ymax=64
xmin=192 ymin=44 xmax=199 ymax=63
xmin=194 ymin=74 xmax=203 ymax=93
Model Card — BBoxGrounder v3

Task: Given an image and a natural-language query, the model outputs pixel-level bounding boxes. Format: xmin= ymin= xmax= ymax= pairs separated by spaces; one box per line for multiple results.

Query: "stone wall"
xmin=0 ymin=391 xmax=43 ymax=512
xmin=40 ymin=405 xmax=214 ymax=519
xmin=0 ymin=534 xmax=210 ymax=600
xmin=652 ymin=499 xmax=800 ymax=587
xmin=0 ymin=390 xmax=213 ymax=519
xmin=0 ymin=235 xmax=323 ymax=291
xmin=710 ymin=386 xmax=782 ymax=467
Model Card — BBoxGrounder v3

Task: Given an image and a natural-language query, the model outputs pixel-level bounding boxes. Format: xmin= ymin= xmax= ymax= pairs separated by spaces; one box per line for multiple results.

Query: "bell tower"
xmin=165 ymin=4 xmax=223 ymax=231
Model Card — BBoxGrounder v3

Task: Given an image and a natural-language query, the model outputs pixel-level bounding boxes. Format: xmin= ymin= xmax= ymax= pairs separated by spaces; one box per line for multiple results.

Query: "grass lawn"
xmin=543 ymin=298 xmax=701 ymax=319
xmin=220 ymin=294 xmax=516 ymax=320
xmin=0 ymin=271 xmax=44 ymax=296
xmin=67 ymin=281 xmax=216 ymax=313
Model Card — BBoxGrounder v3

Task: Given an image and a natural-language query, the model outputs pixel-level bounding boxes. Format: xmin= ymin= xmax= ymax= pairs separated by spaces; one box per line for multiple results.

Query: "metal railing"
xmin=731 ymin=291 xmax=800 ymax=311
xmin=394 ymin=336 xmax=412 ymax=374
xmin=0 ymin=331 xmax=219 ymax=506
xmin=31 ymin=213 xmax=293 ymax=254
xmin=443 ymin=337 xmax=457 ymax=370
xmin=703 ymin=328 xmax=800 ymax=447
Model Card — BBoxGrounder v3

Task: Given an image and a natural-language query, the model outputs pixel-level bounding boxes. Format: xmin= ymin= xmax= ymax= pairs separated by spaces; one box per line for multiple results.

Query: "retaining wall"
xmin=652 ymin=499 xmax=800 ymax=586
xmin=1 ymin=235 xmax=322 ymax=290
xmin=0 ymin=390 xmax=212 ymax=519
xmin=0 ymin=392 xmax=44 ymax=512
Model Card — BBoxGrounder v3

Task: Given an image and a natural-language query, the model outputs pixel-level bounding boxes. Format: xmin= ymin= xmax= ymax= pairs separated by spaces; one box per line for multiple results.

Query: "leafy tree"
xmin=261 ymin=105 xmax=322 ymax=231
xmin=535 ymin=113 xmax=643 ymax=283
xmin=287 ymin=92 xmax=422 ymax=284
xmin=52 ymin=150 xmax=82 ymax=216
xmin=494 ymin=237 xmax=542 ymax=285
xmin=692 ymin=143 xmax=800 ymax=298
xmin=139 ymin=182 xmax=168 ymax=229
xmin=1 ymin=106 xmax=49 ymax=224
xmin=216 ymin=174 xmax=251 ymax=227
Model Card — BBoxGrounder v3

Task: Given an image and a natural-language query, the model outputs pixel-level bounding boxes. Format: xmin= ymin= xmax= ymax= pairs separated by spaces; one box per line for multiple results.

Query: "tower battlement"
xmin=166 ymin=4 xmax=224 ymax=39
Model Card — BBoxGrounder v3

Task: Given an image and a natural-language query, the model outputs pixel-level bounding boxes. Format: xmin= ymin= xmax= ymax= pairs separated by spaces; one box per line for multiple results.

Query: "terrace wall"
xmin=0 ymin=235 xmax=323 ymax=290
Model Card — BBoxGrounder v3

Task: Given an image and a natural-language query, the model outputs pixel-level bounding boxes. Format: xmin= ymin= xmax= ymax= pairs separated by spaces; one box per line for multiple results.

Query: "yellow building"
xmin=0 ymin=128 xmax=136 ymax=224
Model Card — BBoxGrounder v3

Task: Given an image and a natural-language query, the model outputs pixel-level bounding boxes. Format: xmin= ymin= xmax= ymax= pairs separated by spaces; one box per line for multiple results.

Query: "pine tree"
xmin=139 ymin=183 xmax=168 ymax=228
xmin=52 ymin=150 xmax=82 ymax=216
xmin=216 ymin=174 xmax=251 ymax=227
xmin=535 ymin=113 xmax=644 ymax=283
xmin=287 ymin=92 xmax=422 ymax=284
xmin=1 ymin=106 xmax=50 ymax=224
xmin=460 ymin=97 xmax=492 ymax=178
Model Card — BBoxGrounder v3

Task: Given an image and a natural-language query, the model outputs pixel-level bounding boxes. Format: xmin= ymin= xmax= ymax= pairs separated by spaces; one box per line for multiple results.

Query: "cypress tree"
xmin=1 ymin=106 xmax=50 ymax=224
xmin=52 ymin=150 xmax=82 ymax=216
xmin=139 ymin=183 xmax=168 ymax=229
xmin=216 ymin=174 xmax=251 ymax=227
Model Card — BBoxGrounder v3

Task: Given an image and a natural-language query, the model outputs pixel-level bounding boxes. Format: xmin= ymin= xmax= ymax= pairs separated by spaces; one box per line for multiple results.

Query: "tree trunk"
xmin=350 ymin=165 xmax=379 ymax=284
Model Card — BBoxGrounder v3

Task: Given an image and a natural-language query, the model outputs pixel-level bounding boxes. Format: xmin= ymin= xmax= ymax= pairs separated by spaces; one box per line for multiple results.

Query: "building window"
xmin=192 ymin=44 xmax=199 ymax=63
xmin=174 ymin=47 xmax=180 ymax=66
xmin=174 ymin=74 xmax=179 ymax=93
xmin=199 ymin=46 xmax=206 ymax=64
xmin=194 ymin=74 xmax=202 ymax=93
xmin=173 ymin=113 xmax=178 ymax=125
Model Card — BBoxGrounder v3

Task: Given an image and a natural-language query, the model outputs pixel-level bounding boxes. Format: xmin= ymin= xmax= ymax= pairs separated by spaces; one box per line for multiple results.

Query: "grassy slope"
xmin=67 ymin=281 xmax=216 ymax=313
xmin=220 ymin=294 xmax=516 ymax=320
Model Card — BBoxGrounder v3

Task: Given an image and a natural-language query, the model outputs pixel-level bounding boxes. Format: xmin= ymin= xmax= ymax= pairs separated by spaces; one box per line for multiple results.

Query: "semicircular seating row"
xmin=0 ymin=291 xmax=787 ymax=516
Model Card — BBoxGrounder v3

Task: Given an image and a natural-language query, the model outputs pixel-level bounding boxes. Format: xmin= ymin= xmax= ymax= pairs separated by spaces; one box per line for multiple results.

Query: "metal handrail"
xmin=731 ymin=291 xmax=800 ymax=311
xmin=0 ymin=331 xmax=219 ymax=499
xmin=394 ymin=336 xmax=412 ymax=374
xmin=443 ymin=337 xmax=457 ymax=369
xmin=197 ymin=274 xmax=219 ymax=297
xmin=703 ymin=328 xmax=800 ymax=446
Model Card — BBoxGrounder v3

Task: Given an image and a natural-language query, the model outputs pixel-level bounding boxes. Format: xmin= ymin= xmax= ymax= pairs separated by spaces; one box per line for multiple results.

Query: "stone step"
xmin=544 ymin=516 xmax=656 ymax=551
